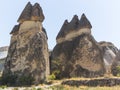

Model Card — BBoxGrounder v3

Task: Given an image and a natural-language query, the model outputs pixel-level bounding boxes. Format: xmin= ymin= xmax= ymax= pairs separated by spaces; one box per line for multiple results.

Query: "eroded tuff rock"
xmin=3 ymin=2 xmax=49 ymax=85
xmin=51 ymin=14 xmax=105 ymax=79
xmin=112 ymin=50 xmax=120 ymax=76
xmin=17 ymin=2 xmax=44 ymax=23
xmin=99 ymin=41 xmax=118 ymax=74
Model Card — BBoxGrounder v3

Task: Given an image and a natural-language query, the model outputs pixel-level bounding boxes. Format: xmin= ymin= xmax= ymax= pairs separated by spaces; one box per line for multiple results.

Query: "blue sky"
xmin=0 ymin=0 xmax=120 ymax=49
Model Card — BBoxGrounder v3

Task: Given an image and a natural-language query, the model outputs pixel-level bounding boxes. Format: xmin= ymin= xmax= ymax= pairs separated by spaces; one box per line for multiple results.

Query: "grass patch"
xmin=49 ymin=85 xmax=120 ymax=90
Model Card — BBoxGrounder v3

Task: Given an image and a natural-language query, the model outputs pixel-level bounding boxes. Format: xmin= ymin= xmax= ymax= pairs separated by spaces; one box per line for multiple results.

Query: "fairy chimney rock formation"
xmin=17 ymin=2 xmax=44 ymax=23
xmin=51 ymin=14 xmax=105 ymax=78
xmin=56 ymin=14 xmax=92 ymax=44
xmin=3 ymin=2 xmax=49 ymax=85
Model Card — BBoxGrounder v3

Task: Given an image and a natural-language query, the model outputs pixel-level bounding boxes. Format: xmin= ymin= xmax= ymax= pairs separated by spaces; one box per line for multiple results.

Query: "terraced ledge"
xmin=62 ymin=78 xmax=120 ymax=87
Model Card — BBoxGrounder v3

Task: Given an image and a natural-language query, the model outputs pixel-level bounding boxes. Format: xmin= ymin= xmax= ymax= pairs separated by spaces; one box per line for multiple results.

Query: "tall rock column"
xmin=3 ymin=2 xmax=49 ymax=85
xmin=51 ymin=14 xmax=105 ymax=79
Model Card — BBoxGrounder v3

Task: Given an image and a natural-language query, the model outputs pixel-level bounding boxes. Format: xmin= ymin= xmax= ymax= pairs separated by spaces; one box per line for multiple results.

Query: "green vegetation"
xmin=12 ymin=88 xmax=19 ymax=90
xmin=0 ymin=85 xmax=7 ymax=89
xmin=49 ymin=85 xmax=120 ymax=90
xmin=48 ymin=70 xmax=60 ymax=80
xmin=51 ymin=59 xmax=61 ymax=79
xmin=116 ymin=66 xmax=120 ymax=76
xmin=48 ymin=74 xmax=56 ymax=80
xmin=30 ymin=87 xmax=43 ymax=90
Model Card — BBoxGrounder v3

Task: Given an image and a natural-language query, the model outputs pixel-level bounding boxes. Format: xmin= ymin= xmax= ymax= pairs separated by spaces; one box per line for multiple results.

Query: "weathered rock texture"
xmin=51 ymin=14 xmax=105 ymax=79
xmin=3 ymin=2 xmax=49 ymax=85
xmin=99 ymin=41 xmax=118 ymax=75
xmin=62 ymin=78 xmax=120 ymax=87
xmin=17 ymin=2 xmax=44 ymax=23
xmin=112 ymin=50 xmax=120 ymax=76
xmin=0 ymin=46 xmax=8 ymax=73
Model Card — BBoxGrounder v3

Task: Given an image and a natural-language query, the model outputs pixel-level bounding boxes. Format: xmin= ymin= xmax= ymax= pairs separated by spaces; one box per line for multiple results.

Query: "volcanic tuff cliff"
xmin=99 ymin=41 xmax=118 ymax=74
xmin=51 ymin=14 xmax=105 ymax=78
xmin=112 ymin=50 xmax=120 ymax=76
xmin=3 ymin=2 xmax=49 ymax=85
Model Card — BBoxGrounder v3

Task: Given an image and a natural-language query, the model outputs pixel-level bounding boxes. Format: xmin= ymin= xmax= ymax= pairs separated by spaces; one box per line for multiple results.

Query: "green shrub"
xmin=116 ymin=66 xmax=120 ymax=76
xmin=48 ymin=70 xmax=60 ymax=80
xmin=0 ymin=85 xmax=7 ymax=89
xmin=48 ymin=74 xmax=56 ymax=80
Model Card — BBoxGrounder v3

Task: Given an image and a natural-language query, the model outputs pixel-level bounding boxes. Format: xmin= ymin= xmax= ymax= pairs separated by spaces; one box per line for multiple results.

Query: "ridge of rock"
xmin=56 ymin=14 xmax=91 ymax=44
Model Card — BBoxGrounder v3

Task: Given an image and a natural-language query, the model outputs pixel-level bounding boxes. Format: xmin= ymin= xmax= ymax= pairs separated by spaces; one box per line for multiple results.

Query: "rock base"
xmin=62 ymin=78 xmax=120 ymax=87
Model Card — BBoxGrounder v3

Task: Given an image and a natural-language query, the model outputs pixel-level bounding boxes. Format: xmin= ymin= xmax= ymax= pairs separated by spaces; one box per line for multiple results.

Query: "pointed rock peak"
xmin=70 ymin=15 xmax=79 ymax=23
xmin=60 ymin=19 xmax=69 ymax=30
xmin=17 ymin=2 xmax=44 ymax=23
xmin=79 ymin=13 xmax=92 ymax=29
xmin=64 ymin=19 xmax=69 ymax=25
xmin=17 ymin=2 xmax=32 ymax=23
xmin=31 ymin=2 xmax=45 ymax=22
xmin=34 ymin=3 xmax=40 ymax=6
xmin=81 ymin=13 xmax=86 ymax=18
xmin=56 ymin=19 xmax=69 ymax=39
xmin=10 ymin=24 xmax=20 ymax=35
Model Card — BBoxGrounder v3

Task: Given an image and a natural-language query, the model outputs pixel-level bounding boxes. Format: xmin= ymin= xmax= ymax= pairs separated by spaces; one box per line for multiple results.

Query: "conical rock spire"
xmin=17 ymin=2 xmax=44 ymax=23
xmin=17 ymin=2 xmax=32 ymax=23
xmin=4 ymin=2 xmax=49 ymax=85
xmin=56 ymin=20 xmax=69 ymax=39
xmin=31 ymin=3 xmax=45 ymax=21
xmin=79 ymin=13 xmax=92 ymax=29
